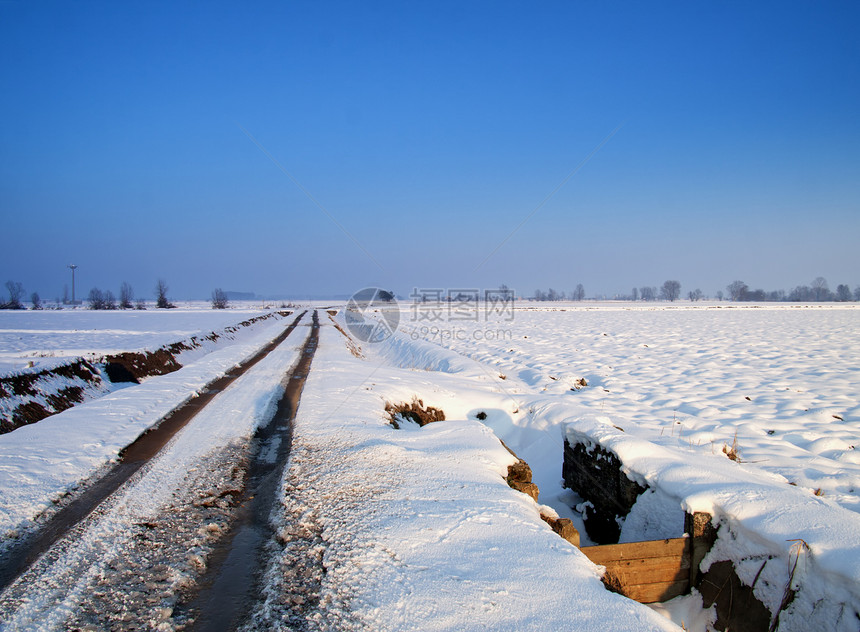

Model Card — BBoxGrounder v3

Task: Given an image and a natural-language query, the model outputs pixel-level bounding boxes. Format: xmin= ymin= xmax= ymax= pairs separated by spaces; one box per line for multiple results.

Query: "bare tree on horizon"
xmin=155 ymin=279 xmax=175 ymax=309
xmin=661 ymin=280 xmax=681 ymax=302
xmin=211 ymin=288 xmax=229 ymax=309
xmin=120 ymin=282 xmax=134 ymax=309
xmin=811 ymin=277 xmax=829 ymax=301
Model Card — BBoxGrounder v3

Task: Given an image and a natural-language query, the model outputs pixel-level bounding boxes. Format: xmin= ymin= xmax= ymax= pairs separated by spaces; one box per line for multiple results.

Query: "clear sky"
xmin=2 ymin=1 xmax=858 ymax=301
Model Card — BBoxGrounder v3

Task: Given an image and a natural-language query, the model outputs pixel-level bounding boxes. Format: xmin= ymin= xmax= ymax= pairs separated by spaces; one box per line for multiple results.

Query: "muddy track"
xmin=0 ymin=311 xmax=308 ymax=594
xmin=182 ymin=309 xmax=320 ymax=631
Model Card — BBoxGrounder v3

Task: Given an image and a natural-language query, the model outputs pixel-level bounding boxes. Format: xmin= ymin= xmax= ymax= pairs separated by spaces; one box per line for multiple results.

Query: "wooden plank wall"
xmin=580 ymin=537 xmax=691 ymax=604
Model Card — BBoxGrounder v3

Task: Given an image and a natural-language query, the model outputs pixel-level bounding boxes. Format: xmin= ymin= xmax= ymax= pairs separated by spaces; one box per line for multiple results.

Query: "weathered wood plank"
xmin=595 ymin=554 xmax=691 ymax=571
xmin=581 ymin=537 xmax=692 ymax=603
xmin=602 ymin=564 xmax=690 ymax=586
xmin=580 ymin=537 xmax=688 ymax=563
xmin=620 ymin=579 xmax=689 ymax=604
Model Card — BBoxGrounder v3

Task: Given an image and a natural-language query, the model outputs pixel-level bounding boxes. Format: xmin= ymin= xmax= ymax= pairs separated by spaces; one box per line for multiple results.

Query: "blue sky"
xmin=2 ymin=1 xmax=858 ymax=300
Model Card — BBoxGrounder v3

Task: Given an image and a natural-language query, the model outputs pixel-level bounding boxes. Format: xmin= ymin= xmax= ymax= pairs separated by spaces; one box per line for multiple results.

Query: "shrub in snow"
xmin=155 ymin=279 xmax=176 ymax=309
xmin=2 ymin=281 xmax=25 ymax=309
xmin=211 ymin=288 xmax=229 ymax=309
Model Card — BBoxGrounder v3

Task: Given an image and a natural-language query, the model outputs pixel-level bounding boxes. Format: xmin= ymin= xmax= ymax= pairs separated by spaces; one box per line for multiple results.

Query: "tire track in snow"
xmin=182 ymin=310 xmax=320 ymax=631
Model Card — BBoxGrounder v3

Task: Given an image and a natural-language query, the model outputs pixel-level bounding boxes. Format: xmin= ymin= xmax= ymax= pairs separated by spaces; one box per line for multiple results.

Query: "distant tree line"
xmin=530 ymin=277 xmax=859 ymax=303
xmin=0 ymin=277 xmax=230 ymax=311
xmin=86 ymin=279 xmax=173 ymax=310
xmin=532 ymin=280 xmax=689 ymax=302
xmin=533 ymin=284 xmax=586 ymax=301
xmin=726 ymin=277 xmax=859 ymax=302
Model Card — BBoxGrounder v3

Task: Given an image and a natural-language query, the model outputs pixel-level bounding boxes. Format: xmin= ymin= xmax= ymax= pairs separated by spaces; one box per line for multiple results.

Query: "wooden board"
xmin=581 ymin=537 xmax=688 ymax=563
xmin=581 ymin=537 xmax=691 ymax=604
xmin=621 ymin=579 xmax=689 ymax=604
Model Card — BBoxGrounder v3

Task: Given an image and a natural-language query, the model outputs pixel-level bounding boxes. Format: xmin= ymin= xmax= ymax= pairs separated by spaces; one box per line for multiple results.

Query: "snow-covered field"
xmin=384 ymin=301 xmax=860 ymax=630
xmin=0 ymin=302 xmax=282 ymax=373
xmin=1 ymin=302 xmax=858 ymax=631
xmin=402 ymin=302 xmax=860 ymax=512
xmin=248 ymin=318 xmax=678 ymax=631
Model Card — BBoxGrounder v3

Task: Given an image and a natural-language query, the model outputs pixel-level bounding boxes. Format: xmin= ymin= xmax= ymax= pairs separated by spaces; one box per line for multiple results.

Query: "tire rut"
xmin=180 ymin=310 xmax=320 ymax=631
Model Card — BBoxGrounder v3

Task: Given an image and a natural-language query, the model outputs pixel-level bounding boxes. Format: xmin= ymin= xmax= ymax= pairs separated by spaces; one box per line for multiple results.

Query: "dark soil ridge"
xmin=385 ymin=398 xmax=446 ymax=429
xmin=0 ymin=311 xmax=292 ymax=434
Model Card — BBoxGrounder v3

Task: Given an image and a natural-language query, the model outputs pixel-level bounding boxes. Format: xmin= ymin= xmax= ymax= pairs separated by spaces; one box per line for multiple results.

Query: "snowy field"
xmin=401 ymin=302 xmax=860 ymax=513
xmin=0 ymin=302 xmax=293 ymax=374
xmin=1 ymin=302 xmax=858 ymax=630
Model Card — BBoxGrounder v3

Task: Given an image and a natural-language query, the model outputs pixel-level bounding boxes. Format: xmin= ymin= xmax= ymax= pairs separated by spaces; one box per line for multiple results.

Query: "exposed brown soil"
xmin=10 ymin=401 xmax=49 ymax=426
xmin=0 ymin=311 xmax=292 ymax=434
xmin=103 ymin=312 xmax=290 ymax=383
xmin=64 ymin=445 xmax=249 ymax=631
xmin=179 ymin=311 xmax=320 ymax=630
xmin=1 ymin=360 xmax=99 ymax=397
xmin=43 ymin=386 xmax=86 ymax=412
xmin=1 ymin=359 xmax=106 ymax=433
xmin=104 ymin=347 xmax=184 ymax=382
xmin=506 ymin=459 xmax=540 ymax=502
xmin=385 ymin=398 xmax=445 ymax=429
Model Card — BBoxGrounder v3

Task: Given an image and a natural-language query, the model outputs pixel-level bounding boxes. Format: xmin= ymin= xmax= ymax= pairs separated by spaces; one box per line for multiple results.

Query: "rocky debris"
xmin=505 ymin=459 xmax=540 ymax=502
xmin=540 ymin=514 xmax=580 ymax=547
xmin=500 ymin=439 xmax=580 ymax=546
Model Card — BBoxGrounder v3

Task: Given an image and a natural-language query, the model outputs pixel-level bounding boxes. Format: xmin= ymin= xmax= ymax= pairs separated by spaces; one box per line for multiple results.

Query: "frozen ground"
xmin=384 ymin=301 xmax=860 ymax=630
xmin=1 ymin=302 xmax=858 ymax=631
xmin=0 ymin=314 xmax=307 ymax=630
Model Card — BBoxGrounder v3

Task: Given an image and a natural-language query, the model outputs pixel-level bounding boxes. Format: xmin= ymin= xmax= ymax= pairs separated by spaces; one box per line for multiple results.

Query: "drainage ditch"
xmin=562 ymin=435 xmax=797 ymax=630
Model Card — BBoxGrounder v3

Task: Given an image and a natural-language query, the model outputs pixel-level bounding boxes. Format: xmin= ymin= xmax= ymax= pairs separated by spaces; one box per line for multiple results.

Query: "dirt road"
xmin=0 ymin=311 xmax=320 ymax=631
